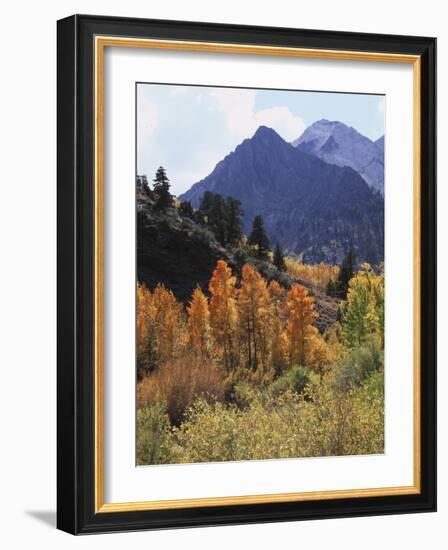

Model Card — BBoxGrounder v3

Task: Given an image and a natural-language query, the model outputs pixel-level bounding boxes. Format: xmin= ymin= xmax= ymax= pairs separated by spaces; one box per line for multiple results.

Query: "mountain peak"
xmin=292 ymin=119 xmax=384 ymax=194
xmin=178 ymin=119 xmax=384 ymax=265
xmin=315 ymin=118 xmax=342 ymax=126
xmin=252 ymin=125 xmax=284 ymax=143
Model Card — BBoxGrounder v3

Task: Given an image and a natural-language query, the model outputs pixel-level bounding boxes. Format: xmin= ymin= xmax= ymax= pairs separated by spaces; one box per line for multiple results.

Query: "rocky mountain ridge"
xmin=179 ymin=125 xmax=384 ymax=265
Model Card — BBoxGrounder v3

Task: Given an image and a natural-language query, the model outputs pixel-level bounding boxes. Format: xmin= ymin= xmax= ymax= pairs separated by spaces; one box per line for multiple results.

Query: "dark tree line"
xmin=273 ymin=242 xmax=287 ymax=271
xmin=137 ymin=166 xmax=173 ymax=211
xmin=152 ymin=166 xmax=173 ymax=210
xmin=326 ymin=246 xmax=355 ymax=299
xmin=196 ymin=191 xmax=243 ymax=247
xmin=248 ymin=215 xmax=270 ymax=259
xmin=138 ymin=168 xmax=289 ymax=270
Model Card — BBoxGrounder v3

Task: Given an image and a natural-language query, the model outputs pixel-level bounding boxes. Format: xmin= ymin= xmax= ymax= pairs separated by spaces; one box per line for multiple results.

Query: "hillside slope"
xmin=137 ymin=191 xmax=339 ymax=332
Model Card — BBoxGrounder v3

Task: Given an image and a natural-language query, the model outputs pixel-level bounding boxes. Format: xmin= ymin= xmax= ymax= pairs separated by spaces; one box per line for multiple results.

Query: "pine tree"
xmin=193 ymin=209 xmax=206 ymax=225
xmin=273 ymin=242 xmax=286 ymax=271
xmin=153 ymin=166 xmax=173 ymax=210
xmin=207 ymin=194 xmax=227 ymax=245
xmin=179 ymin=201 xmax=194 ymax=219
xmin=248 ymin=215 xmax=270 ymax=259
xmin=199 ymin=191 xmax=215 ymax=216
xmin=225 ymin=197 xmax=243 ymax=246
xmin=199 ymin=192 xmax=227 ymax=244
xmin=335 ymin=246 xmax=355 ymax=299
xmin=136 ymin=174 xmax=151 ymax=197
xmin=198 ymin=192 xmax=243 ymax=246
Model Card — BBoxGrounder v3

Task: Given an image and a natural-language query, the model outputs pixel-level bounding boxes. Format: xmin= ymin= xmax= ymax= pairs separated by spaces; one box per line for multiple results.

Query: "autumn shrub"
xmin=224 ymin=364 xmax=275 ymax=402
xmin=349 ymin=370 xmax=384 ymax=454
xmin=334 ymin=337 xmax=383 ymax=391
xmin=166 ymin=393 xmax=298 ymax=463
xmin=135 ymin=259 xmax=385 ymax=466
xmin=162 ymin=371 xmax=384 ymax=464
xmin=269 ymin=365 xmax=311 ymax=397
xmin=136 ymin=403 xmax=172 ymax=465
xmin=137 ymin=355 xmax=225 ymax=425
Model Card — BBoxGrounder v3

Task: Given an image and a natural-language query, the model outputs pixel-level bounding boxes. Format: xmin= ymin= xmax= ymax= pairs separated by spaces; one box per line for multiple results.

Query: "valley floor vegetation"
xmin=136 ymin=257 xmax=384 ymax=465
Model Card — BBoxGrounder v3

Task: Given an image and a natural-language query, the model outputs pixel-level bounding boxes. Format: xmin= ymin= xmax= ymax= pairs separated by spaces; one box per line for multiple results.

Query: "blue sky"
xmin=137 ymin=83 xmax=384 ymax=196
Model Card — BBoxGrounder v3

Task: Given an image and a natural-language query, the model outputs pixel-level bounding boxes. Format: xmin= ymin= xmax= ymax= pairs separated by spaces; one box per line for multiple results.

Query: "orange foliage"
xmin=187 ymin=286 xmax=211 ymax=357
xmin=307 ymin=334 xmax=332 ymax=377
xmin=267 ymin=280 xmax=288 ymax=374
xmin=286 ymin=284 xmax=318 ymax=366
xmin=136 ymin=283 xmax=187 ymax=376
xmin=238 ymin=264 xmax=271 ymax=370
xmin=137 ymin=283 xmax=153 ymax=357
xmin=137 ymin=261 xmax=327 ymax=385
xmin=137 ymin=355 xmax=225 ymax=425
xmin=209 ymin=260 xmax=238 ymax=371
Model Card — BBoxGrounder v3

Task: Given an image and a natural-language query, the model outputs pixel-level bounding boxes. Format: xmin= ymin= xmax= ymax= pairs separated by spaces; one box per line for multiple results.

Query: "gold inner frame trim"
xmin=94 ymin=35 xmax=422 ymax=514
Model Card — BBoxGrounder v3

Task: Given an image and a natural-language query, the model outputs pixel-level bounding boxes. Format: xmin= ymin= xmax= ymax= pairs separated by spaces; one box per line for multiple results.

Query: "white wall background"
xmin=0 ymin=0 xmax=444 ymax=547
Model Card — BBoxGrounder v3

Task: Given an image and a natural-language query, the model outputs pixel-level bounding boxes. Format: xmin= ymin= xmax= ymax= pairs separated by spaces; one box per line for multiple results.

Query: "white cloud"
xmin=209 ymin=88 xmax=257 ymax=140
xmin=208 ymin=88 xmax=304 ymax=143
xmin=255 ymin=106 xmax=305 ymax=141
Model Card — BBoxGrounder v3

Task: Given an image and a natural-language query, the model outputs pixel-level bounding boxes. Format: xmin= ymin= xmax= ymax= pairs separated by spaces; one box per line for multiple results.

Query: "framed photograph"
xmin=57 ymin=14 xmax=436 ymax=534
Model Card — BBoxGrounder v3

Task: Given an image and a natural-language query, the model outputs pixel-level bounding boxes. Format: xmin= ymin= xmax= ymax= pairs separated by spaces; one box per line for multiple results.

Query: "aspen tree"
xmin=209 ymin=260 xmax=238 ymax=371
xmin=187 ymin=286 xmax=211 ymax=357
xmin=238 ymin=264 xmax=271 ymax=370
xmin=286 ymin=284 xmax=318 ymax=366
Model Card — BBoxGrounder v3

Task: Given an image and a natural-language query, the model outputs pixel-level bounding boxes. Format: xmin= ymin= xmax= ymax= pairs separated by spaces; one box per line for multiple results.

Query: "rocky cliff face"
xmin=180 ymin=126 xmax=384 ymax=265
xmin=292 ymin=119 xmax=384 ymax=194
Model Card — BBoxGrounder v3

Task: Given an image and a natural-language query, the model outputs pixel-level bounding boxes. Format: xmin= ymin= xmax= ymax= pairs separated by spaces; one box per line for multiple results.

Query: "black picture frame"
xmin=57 ymin=14 xmax=436 ymax=535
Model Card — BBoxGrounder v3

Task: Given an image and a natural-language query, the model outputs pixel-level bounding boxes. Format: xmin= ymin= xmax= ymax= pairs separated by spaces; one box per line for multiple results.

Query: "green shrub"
xmin=136 ymin=403 xmax=172 ymax=465
xmin=160 ymin=372 xmax=384 ymax=464
xmin=334 ymin=337 xmax=383 ymax=390
xmin=270 ymin=365 xmax=311 ymax=397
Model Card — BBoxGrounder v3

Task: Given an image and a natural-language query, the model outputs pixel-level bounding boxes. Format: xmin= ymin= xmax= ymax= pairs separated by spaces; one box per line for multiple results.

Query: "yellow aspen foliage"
xmin=151 ymin=284 xmax=188 ymax=363
xmin=285 ymin=259 xmax=339 ymax=293
xmin=342 ymin=263 xmax=384 ymax=348
xmin=187 ymin=286 xmax=211 ymax=357
xmin=237 ymin=264 xmax=271 ymax=370
xmin=137 ymin=283 xmax=153 ymax=352
xmin=267 ymin=280 xmax=288 ymax=374
xmin=208 ymin=260 xmax=238 ymax=371
xmin=324 ymin=322 xmax=346 ymax=363
xmin=307 ymin=334 xmax=332 ymax=378
xmin=286 ymin=284 xmax=318 ymax=366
